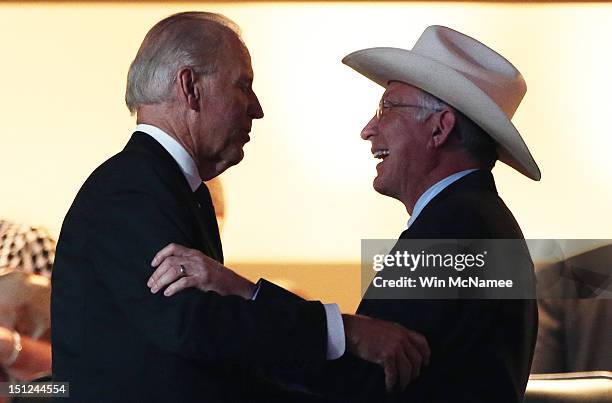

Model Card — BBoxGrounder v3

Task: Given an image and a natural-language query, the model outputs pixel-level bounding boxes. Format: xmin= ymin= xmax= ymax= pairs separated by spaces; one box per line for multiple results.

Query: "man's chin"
xmin=200 ymin=157 xmax=242 ymax=181
xmin=228 ymin=150 xmax=245 ymax=167
xmin=236 ymin=148 xmax=245 ymax=162
xmin=373 ymin=177 xmax=395 ymax=198
xmin=219 ymin=151 xmax=245 ymax=172
xmin=372 ymin=177 xmax=386 ymax=195
xmin=219 ymin=158 xmax=241 ymax=174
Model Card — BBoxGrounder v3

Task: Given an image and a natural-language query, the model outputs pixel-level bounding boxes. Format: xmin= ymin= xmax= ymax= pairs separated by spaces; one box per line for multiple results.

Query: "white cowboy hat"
xmin=342 ymin=25 xmax=541 ymax=181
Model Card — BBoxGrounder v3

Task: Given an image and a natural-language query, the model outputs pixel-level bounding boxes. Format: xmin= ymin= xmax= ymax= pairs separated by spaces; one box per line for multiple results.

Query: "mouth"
xmin=372 ymin=149 xmax=390 ymax=159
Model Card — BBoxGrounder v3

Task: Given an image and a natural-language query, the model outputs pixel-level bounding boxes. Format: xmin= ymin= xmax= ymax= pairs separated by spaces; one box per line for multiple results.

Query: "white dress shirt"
xmin=135 ymin=124 xmax=346 ymax=359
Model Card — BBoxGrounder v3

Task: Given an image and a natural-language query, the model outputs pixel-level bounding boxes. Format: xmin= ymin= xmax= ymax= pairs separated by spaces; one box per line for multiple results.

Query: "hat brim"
xmin=342 ymin=47 xmax=541 ymax=181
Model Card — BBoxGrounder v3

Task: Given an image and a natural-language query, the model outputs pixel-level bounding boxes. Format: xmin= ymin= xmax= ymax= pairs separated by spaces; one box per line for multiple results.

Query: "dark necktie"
xmin=194 ymin=183 xmax=224 ymax=263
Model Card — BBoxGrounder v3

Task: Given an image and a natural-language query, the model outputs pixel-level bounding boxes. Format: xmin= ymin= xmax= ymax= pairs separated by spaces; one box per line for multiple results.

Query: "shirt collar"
xmin=135 ymin=123 xmax=202 ymax=192
xmin=407 ymin=169 xmax=479 ymax=229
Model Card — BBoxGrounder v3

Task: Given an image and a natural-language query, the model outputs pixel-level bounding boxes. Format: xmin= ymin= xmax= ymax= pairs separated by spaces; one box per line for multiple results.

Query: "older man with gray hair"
xmin=51 ymin=11 xmax=429 ymax=402
xmin=338 ymin=26 xmax=540 ymax=402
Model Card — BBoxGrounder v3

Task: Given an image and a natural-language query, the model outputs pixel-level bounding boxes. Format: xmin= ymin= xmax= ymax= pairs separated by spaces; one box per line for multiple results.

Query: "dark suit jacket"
xmin=51 ymin=132 xmax=328 ymax=402
xmin=288 ymin=170 xmax=538 ymax=403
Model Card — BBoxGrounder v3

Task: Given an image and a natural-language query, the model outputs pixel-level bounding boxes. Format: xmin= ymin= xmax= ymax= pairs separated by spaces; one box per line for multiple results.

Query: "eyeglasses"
xmin=376 ymin=99 xmax=442 ymax=122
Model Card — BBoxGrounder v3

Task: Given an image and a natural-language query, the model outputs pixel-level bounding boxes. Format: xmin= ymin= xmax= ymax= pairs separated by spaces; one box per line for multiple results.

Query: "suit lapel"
xmin=124 ymin=132 xmax=224 ymax=263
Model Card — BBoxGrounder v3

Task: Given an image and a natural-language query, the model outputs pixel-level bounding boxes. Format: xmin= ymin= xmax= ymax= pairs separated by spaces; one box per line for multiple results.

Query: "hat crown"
xmin=412 ymin=26 xmax=526 ymax=118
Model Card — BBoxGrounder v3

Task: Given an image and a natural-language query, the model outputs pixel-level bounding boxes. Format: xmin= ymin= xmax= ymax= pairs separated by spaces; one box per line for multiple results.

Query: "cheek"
xmin=220 ymin=102 xmax=246 ymax=130
xmin=379 ymin=118 xmax=408 ymax=140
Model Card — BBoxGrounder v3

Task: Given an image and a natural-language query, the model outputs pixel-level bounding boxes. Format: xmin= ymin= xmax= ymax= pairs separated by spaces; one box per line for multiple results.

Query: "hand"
xmin=342 ymin=314 xmax=430 ymax=392
xmin=148 ymin=243 xmax=256 ymax=299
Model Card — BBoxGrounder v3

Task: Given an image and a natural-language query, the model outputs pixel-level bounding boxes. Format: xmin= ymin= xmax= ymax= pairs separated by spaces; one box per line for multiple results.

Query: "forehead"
xmin=220 ymin=34 xmax=253 ymax=76
xmin=382 ymin=81 xmax=423 ymax=100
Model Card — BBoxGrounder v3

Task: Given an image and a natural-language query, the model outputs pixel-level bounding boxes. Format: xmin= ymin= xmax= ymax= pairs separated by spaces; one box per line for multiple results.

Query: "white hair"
xmin=414 ymin=91 xmax=445 ymax=122
xmin=415 ymin=90 xmax=498 ymax=167
xmin=125 ymin=12 xmax=242 ymax=114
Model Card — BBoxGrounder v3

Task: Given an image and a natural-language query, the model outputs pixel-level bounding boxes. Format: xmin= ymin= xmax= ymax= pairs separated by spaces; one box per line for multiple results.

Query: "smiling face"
xmin=190 ymin=33 xmax=264 ymax=180
xmin=361 ymin=82 xmax=439 ymax=208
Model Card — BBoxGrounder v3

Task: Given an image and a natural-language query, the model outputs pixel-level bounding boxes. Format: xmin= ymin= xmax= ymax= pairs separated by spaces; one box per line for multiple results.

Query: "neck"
xmin=136 ymin=106 xmax=198 ymax=166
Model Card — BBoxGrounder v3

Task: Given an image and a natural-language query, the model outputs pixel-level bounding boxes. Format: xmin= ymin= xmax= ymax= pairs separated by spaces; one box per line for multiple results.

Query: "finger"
xmin=383 ymin=358 xmax=397 ymax=392
xmin=406 ymin=330 xmax=431 ymax=366
xmin=149 ymin=258 xmax=183 ymax=293
xmin=154 ymin=263 xmax=184 ymax=293
xmin=399 ymin=339 xmax=421 ymax=382
xmin=147 ymin=256 xmax=177 ymax=288
xmin=151 ymin=243 xmax=190 ymax=267
xmin=164 ymin=276 xmax=195 ymax=297
xmin=395 ymin=347 xmax=413 ymax=391
xmin=153 ymin=266 xmax=184 ymax=294
xmin=400 ymin=334 xmax=426 ymax=379
xmin=403 ymin=341 xmax=425 ymax=380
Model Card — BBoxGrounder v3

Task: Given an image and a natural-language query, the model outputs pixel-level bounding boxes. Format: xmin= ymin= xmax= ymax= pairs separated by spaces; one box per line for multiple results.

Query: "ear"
xmin=176 ymin=67 xmax=201 ymax=111
xmin=431 ymin=109 xmax=456 ymax=148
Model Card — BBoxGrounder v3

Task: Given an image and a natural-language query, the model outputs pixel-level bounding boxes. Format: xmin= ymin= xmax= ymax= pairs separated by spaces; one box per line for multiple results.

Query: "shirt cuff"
xmin=324 ymin=303 xmax=345 ymax=360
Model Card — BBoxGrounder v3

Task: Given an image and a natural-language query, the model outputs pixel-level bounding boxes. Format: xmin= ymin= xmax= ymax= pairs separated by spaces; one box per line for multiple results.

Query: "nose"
xmin=249 ymin=90 xmax=264 ymax=119
xmin=360 ymin=115 xmax=378 ymax=140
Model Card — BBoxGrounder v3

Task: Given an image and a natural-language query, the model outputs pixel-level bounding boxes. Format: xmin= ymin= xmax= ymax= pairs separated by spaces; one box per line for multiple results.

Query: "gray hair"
xmin=416 ymin=91 xmax=498 ymax=168
xmin=414 ymin=91 xmax=445 ymax=122
xmin=125 ymin=12 xmax=242 ymax=114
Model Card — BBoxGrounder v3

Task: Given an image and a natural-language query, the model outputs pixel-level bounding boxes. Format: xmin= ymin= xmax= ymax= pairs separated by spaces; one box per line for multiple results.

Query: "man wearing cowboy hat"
xmin=322 ymin=25 xmax=540 ymax=402
xmin=149 ymin=25 xmax=540 ymax=401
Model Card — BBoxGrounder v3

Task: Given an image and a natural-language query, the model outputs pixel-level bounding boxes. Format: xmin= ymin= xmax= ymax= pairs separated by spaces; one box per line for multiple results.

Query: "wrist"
xmin=342 ymin=314 xmax=357 ymax=347
xmin=342 ymin=314 xmax=370 ymax=351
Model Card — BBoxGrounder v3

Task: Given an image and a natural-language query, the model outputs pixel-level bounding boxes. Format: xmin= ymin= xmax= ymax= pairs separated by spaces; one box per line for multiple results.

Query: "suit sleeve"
xmin=253 ymin=283 xmax=388 ymax=401
xmin=78 ymin=156 xmax=327 ymax=369
xmin=255 ymin=336 xmax=388 ymax=402
xmin=255 ymin=278 xmax=306 ymax=303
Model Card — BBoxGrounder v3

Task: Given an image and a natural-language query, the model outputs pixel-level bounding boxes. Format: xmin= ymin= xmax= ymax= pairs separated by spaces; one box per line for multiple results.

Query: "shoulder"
xmin=66 ymin=143 xmax=185 ymax=219
xmin=82 ymin=140 xmax=183 ymax=199
xmin=91 ymin=147 xmax=163 ymax=186
xmin=411 ymin=188 xmax=523 ymax=239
